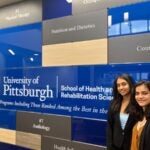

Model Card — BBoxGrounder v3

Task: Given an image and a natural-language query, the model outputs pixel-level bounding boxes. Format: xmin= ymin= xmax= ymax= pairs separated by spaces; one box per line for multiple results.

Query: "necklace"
xmin=138 ymin=120 xmax=146 ymax=126
xmin=137 ymin=118 xmax=146 ymax=130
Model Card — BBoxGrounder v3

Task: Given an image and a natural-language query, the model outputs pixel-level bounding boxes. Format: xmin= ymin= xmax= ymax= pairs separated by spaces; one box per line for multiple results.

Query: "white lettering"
xmin=137 ymin=45 xmax=150 ymax=52
xmin=3 ymin=84 xmax=54 ymax=102
xmin=83 ymin=0 xmax=101 ymax=4
xmin=5 ymin=8 xmax=30 ymax=21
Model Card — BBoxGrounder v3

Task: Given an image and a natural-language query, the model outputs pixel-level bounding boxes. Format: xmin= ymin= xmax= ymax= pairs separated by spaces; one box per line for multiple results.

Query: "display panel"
xmin=0 ymin=63 xmax=149 ymax=120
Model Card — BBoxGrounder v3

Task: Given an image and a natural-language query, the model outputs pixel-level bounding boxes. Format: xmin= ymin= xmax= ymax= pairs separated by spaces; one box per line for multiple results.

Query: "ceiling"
xmin=0 ymin=0 xmax=23 ymax=7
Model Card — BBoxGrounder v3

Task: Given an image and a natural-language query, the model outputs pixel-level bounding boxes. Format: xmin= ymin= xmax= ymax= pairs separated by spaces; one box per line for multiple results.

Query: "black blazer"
xmin=139 ymin=121 xmax=150 ymax=150
xmin=106 ymin=108 xmax=136 ymax=150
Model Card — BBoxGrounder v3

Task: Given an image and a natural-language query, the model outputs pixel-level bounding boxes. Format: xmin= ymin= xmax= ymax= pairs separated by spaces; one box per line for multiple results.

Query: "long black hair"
xmin=131 ymin=80 xmax=150 ymax=121
xmin=110 ymin=73 xmax=135 ymax=113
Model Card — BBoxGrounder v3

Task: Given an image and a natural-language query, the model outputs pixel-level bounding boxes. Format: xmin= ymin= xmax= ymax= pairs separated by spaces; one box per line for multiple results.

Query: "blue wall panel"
xmin=0 ymin=109 xmax=16 ymax=130
xmin=72 ymin=117 xmax=106 ymax=146
xmin=0 ymin=22 xmax=42 ymax=68
xmin=43 ymin=0 xmax=72 ymax=20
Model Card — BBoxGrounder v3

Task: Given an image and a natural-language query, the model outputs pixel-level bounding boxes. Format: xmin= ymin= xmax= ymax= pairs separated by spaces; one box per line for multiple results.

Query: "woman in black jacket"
xmin=106 ymin=74 xmax=136 ymax=150
xmin=131 ymin=81 xmax=150 ymax=150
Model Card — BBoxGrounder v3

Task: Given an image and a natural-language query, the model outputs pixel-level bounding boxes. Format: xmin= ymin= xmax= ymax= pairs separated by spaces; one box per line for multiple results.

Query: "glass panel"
xmin=108 ymin=23 xmax=120 ymax=36
xmin=121 ymin=22 xmax=131 ymax=35
xmin=131 ymin=20 xmax=148 ymax=33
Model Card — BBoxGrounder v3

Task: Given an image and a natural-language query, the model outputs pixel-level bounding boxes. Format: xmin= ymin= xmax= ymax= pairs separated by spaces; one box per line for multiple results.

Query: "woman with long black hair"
xmin=107 ymin=73 xmax=136 ymax=150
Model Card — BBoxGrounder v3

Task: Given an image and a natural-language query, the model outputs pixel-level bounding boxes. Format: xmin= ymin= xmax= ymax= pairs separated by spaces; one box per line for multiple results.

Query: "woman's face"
xmin=117 ymin=78 xmax=130 ymax=97
xmin=135 ymin=84 xmax=150 ymax=108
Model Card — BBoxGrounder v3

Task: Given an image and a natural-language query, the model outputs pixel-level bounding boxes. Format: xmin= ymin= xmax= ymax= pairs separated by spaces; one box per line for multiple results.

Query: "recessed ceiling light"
xmin=8 ymin=49 xmax=15 ymax=55
xmin=34 ymin=53 xmax=39 ymax=56
xmin=30 ymin=57 xmax=34 ymax=62
xmin=66 ymin=0 xmax=72 ymax=3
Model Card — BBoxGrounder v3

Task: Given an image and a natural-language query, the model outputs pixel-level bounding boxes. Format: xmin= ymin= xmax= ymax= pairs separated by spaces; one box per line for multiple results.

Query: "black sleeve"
xmin=144 ymin=123 xmax=150 ymax=150
xmin=139 ymin=122 xmax=150 ymax=150
xmin=106 ymin=108 xmax=115 ymax=150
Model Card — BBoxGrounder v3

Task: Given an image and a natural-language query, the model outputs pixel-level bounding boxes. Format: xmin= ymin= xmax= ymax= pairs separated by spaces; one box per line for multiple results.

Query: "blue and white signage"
xmin=0 ymin=63 xmax=150 ymax=120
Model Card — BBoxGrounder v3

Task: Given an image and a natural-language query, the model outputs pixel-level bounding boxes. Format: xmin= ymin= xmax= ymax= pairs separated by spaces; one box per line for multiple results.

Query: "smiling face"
xmin=117 ymin=78 xmax=130 ymax=97
xmin=135 ymin=84 xmax=150 ymax=109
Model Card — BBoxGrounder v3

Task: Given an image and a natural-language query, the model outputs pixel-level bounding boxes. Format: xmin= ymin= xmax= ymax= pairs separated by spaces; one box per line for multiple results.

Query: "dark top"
xmin=106 ymin=108 xmax=136 ymax=150
xmin=139 ymin=120 xmax=150 ymax=150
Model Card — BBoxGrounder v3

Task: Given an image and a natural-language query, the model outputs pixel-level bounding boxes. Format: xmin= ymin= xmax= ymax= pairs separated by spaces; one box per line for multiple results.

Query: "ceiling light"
xmin=108 ymin=15 xmax=112 ymax=27
xmin=8 ymin=49 xmax=15 ymax=55
xmin=66 ymin=0 xmax=72 ymax=3
xmin=30 ymin=57 xmax=34 ymax=62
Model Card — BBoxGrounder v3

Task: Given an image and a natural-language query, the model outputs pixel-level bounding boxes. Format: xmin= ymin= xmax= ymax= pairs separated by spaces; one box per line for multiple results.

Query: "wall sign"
xmin=0 ymin=0 xmax=42 ymax=29
xmin=17 ymin=111 xmax=71 ymax=140
xmin=43 ymin=10 xmax=107 ymax=45
xmin=72 ymin=0 xmax=145 ymax=15
xmin=0 ymin=64 xmax=150 ymax=120
xmin=42 ymin=136 xmax=105 ymax=150
xmin=109 ymin=33 xmax=150 ymax=63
